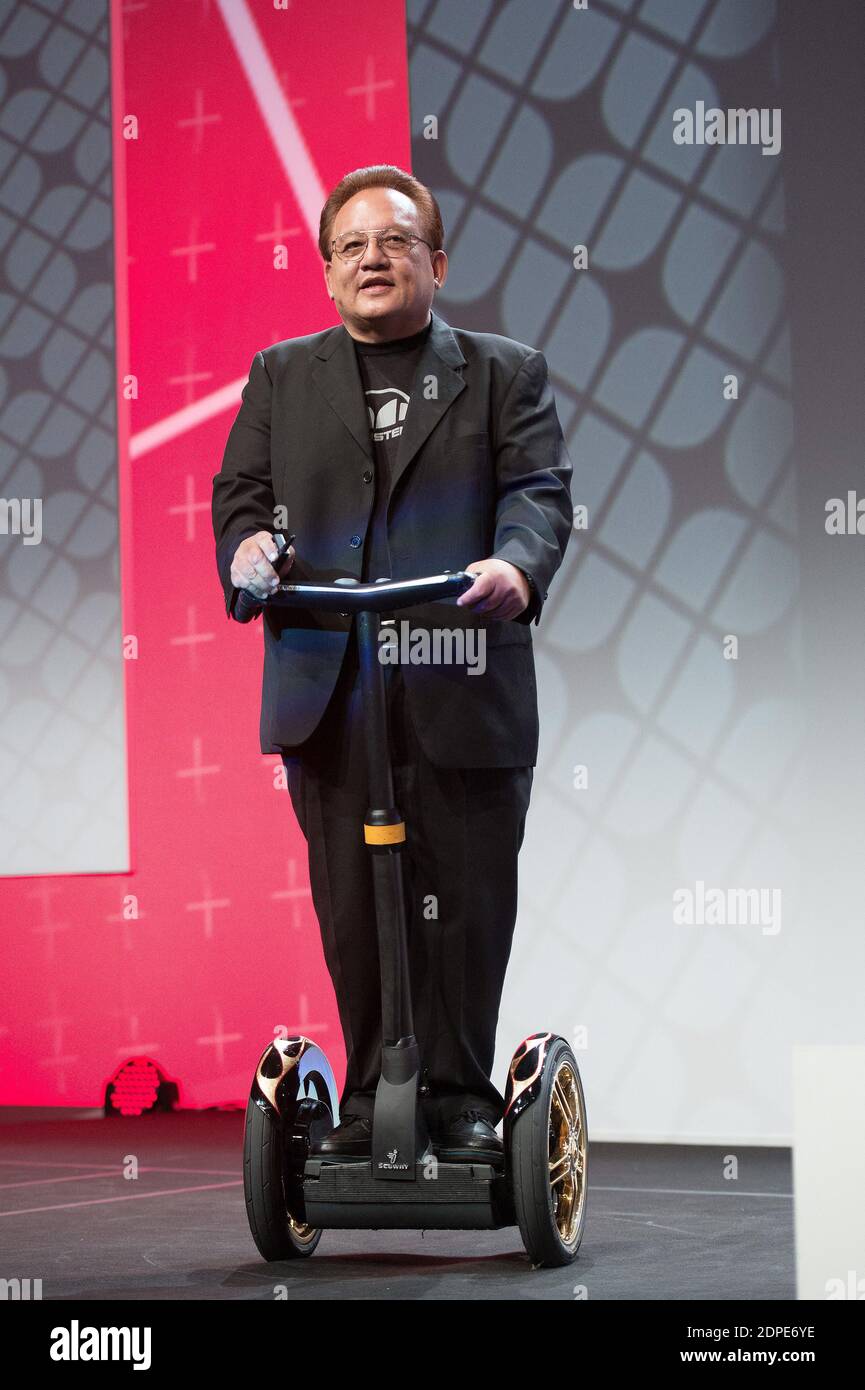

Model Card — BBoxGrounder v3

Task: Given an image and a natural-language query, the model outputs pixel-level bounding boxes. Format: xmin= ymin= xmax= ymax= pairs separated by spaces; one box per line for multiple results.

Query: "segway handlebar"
xmin=232 ymin=533 xmax=477 ymax=623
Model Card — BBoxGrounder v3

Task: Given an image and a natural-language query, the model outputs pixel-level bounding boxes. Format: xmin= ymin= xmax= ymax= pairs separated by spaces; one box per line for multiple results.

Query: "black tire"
xmin=508 ymin=1037 xmax=588 ymax=1268
xmin=242 ymin=1093 xmax=322 ymax=1261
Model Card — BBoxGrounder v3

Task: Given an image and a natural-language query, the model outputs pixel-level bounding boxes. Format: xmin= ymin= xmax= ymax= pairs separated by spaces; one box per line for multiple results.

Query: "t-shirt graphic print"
xmin=352 ymin=317 xmax=432 ymax=584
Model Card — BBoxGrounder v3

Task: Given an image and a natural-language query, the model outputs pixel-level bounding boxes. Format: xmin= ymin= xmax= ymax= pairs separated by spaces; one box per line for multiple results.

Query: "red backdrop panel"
xmin=0 ymin=0 xmax=411 ymax=1107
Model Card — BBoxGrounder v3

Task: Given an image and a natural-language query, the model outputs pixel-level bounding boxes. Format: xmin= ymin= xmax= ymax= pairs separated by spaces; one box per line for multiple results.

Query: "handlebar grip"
xmin=232 ymin=588 xmax=263 ymax=624
xmin=231 ymin=532 xmax=294 ymax=624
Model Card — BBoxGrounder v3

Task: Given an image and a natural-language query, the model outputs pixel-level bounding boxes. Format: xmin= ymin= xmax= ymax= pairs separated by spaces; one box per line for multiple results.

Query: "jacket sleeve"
xmin=211 ymin=350 xmax=277 ymax=619
xmin=490 ymin=349 xmax=573 ymax=627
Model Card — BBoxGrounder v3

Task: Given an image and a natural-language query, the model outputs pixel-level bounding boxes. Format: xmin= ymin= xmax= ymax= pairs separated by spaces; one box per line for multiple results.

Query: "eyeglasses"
xmin=331 ymin=227 xmax=434 ymax=263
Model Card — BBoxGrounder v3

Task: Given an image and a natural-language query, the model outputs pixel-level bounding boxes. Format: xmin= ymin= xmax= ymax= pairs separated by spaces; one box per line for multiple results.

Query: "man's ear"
xmin=431 ymin=249 xmax=448 ymax=292
xmin=323 ymin=259 xmax=334 ymax=300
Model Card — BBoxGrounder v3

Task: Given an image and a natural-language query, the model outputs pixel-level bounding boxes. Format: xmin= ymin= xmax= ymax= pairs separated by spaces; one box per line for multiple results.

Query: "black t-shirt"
xmin=353 ymin=317 xmax=432 ymax=584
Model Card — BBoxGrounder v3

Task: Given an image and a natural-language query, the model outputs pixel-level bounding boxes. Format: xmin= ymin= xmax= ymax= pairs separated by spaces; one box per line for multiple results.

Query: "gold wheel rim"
xmin=548 ymin=1060 xmax=586 ymax=1246
xmin=287 ymin=1214 xmax=318 ymax=1244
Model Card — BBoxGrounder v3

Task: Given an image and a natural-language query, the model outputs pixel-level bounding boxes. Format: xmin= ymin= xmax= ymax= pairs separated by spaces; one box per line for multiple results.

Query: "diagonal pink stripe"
xmin=130 ymin=0 xmax=330 ymax=459
xmin=130 ymin=376 xmax=248 ymax=458
xmin=216 ymin=0 xmax=327 ymax=242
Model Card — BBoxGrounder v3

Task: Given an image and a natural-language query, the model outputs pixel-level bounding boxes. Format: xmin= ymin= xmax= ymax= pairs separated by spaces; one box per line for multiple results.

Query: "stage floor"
xmin=0 ymin=1109 xmax=794 ymax=1300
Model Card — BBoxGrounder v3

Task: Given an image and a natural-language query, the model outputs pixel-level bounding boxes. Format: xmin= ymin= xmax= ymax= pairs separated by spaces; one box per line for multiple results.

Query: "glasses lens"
xmin=334 ymin=230 xmax=414 ymax=260
xmin=336 ymin=234 xmax=366 ymax=260
xmin=380 ymin=234 xmax=411 ymax=256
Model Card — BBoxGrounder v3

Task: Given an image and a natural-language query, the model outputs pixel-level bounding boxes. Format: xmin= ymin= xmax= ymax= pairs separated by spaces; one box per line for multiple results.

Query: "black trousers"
xmin=280 ymin=626 xmax=533 ymax=1131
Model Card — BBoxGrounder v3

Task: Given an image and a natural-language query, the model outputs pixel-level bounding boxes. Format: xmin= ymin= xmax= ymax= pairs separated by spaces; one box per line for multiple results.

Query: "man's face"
xmin=323 ymin=186 xmax=447 ymax=341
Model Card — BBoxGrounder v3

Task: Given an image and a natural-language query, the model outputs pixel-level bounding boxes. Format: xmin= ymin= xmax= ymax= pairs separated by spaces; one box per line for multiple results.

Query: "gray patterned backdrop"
xmin=1 ymin=0 xmax=860 ymax=1144
xmin=406 ymin=0 xmax=857 ymax=1142
xmin=0 ymin=0 xmax=127 ymax=876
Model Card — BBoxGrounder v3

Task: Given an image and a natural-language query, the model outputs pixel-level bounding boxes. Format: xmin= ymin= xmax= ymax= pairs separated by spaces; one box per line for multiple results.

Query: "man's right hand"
xmin=230 ymin=531 xmax=295 ymax=601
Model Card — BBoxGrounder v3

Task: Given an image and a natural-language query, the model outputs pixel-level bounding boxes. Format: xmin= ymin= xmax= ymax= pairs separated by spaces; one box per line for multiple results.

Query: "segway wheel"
xmin=243 ymin=1093 xmax=321 ymax=1260
xmin=508 ymin=1037 xmax=588 ymax=1268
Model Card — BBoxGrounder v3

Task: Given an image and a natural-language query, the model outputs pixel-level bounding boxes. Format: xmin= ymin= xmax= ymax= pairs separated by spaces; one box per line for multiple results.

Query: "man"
xmin=211 ymin=165 xmax=572 ymax=1164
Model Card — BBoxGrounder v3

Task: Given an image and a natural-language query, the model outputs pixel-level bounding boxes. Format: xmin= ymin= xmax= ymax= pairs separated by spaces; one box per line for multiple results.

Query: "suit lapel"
xmin=389 ymin=309 xmax=466 ymax=498
xmin=309 ymin=309 xmax=467 ymax=495
xmin=309 ymin=321 xmax=374 ymax=461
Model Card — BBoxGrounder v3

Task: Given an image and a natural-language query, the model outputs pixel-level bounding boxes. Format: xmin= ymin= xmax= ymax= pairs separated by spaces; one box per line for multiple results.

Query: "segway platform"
xmin=302 ymin=1155 xmax=514 ymax=1230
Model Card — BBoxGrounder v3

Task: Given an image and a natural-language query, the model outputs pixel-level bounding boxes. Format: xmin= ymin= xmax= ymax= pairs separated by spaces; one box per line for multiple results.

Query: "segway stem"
xmin=356 ymin=608 xmax=431 ymax=1175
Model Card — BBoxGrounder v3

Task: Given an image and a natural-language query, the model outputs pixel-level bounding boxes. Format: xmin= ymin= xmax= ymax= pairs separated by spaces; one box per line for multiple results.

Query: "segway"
xmin=234 ymin=534 xmax=588 ymax=1268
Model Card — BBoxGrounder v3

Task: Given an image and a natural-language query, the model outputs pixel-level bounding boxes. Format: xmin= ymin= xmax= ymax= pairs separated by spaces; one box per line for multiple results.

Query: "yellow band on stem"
xmin=364 ymin=822 xmax=406 ymax=845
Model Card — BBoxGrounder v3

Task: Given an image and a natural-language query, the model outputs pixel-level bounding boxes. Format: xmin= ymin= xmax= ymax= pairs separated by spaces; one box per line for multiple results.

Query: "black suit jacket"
xmin=211 ymin=309 xmax=573 ymax=767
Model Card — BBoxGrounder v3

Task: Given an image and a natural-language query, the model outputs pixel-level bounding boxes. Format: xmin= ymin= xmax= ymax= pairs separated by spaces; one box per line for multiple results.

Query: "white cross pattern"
xmin=167 ymin=345 xmax=215 ymax=405
xmin=176 ymin=87 xmax=223 ymax=150
xmin=37 ymin=1004 xmax=78 ymax=1095
xmin=121 ymin=0 xmax=149 ymax=42
xmin=185 ymin=869 xmax=230 ymax=940
xmin=345 ymin=56 xmax=395 ymax=122
xmin=176 ymin=736 xmax=221 ymax=802
xmin=105 ymin=902 xmax=147 ymax=952
xmin=30 ymin=882 xmax=71 ymax=961
xmin=112 ymin=1012 xmax=162 ymax=1057
xmin=269 ymin=858 xmax=313 ymax=933
xmin=285 ymin=993 xmax=329 ymax=1037
xmin=196 ymin=1010 xmax=244 ymax=1067
xmin=170 ymin=217 xmax=216 ymax=284
xmin=255 ymin=200 xmax=301 ymax=248
xmin=170 ymin=604 xmax=216 ymax=670
xmin=168 ymin=473 xmax=212 ymax=542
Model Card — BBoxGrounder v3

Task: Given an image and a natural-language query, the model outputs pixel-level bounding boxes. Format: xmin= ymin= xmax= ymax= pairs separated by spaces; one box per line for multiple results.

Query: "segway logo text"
xmin=378 ymin=1147 xmax=409 ymax=1171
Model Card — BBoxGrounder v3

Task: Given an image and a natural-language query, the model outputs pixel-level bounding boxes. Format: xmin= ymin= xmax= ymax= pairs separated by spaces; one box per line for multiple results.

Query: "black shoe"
xmin=436 ymin=1109 xmax=504 ymax=1164
xmin=309 ymin=1112 xmax=372 ymax=1161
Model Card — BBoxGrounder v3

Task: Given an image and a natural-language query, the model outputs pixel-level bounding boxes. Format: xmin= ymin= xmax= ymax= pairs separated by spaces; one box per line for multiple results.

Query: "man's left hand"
xmin=456 ymin=558 xmax=530 ymax=620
